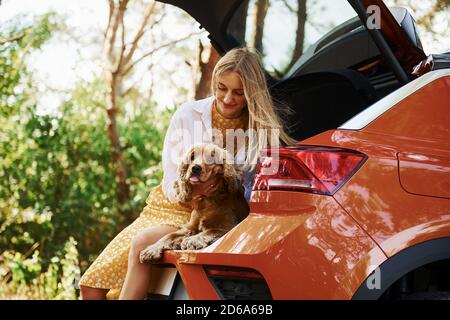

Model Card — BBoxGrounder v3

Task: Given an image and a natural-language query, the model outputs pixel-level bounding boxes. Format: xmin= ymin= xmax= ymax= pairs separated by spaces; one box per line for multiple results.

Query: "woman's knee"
xmin=129 ymin=225 xmax=178 ymax=256
xmin=130 ymin=232 xmax=151 ymax=254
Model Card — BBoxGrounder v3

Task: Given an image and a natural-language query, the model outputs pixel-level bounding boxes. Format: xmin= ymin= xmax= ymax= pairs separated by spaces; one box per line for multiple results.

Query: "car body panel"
xmin=340 ymin=69 xmax=450 ymax=130
xmin=333 ymin=144 xmax=450 ymax=258
xmin=164 ymin=193 xmax=386 ymax=299
xmin=398 ymin=152 xmax=450 ymax=199
xmin=362 ymin=74 xmax=450 ymax=142
xmin=302 ymin=121 xmax=450 ymax=259
xmin=340 ymin=73 xmax=450 ymax=255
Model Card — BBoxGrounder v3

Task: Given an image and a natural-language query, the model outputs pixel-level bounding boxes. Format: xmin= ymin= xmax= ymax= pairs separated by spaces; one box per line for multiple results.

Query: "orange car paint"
xmin=160 ymin=75 xmax=450 ymax=299
xmin=163 ymin=192 xmax=387 ymax=299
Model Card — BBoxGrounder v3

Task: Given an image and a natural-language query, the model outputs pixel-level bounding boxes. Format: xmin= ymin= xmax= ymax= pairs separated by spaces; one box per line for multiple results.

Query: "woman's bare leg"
xmin=119 ymin=225 xmax=178 ymax=300
xmin=80 ymin=286 xmax=109 ymax=300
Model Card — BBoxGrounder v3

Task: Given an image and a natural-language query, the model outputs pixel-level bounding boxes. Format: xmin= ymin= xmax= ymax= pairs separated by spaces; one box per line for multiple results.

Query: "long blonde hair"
xmin=211 ymin=47 xmax=297 ymax=169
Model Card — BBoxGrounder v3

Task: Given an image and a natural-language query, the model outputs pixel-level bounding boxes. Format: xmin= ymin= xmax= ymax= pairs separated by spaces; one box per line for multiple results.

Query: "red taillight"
xmin=253 ymin=145 xmax=367 ymax=195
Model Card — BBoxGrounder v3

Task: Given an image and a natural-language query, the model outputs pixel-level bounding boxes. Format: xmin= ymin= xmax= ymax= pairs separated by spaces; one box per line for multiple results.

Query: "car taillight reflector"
xmin=253 ymin=145 xmax=367 ymax=195
xmin=204 ymin=266 xmax=263 ymax=280
xmin=204 ymin=266 xmax=272 ymax=300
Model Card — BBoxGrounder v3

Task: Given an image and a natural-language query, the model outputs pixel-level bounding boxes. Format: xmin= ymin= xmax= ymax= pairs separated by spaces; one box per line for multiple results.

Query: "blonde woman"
xmin=79 ymin=47 xmax=296 ymax=300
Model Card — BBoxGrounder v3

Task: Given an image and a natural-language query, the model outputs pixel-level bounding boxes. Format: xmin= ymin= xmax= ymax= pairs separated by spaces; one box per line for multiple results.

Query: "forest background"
xmin=0 ymin=0 xmax=448 ymax=299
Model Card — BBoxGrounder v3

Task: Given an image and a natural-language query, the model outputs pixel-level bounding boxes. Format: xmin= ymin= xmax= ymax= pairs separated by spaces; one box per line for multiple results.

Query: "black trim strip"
xmin=352 ymin=237 xmax=450 ymax=300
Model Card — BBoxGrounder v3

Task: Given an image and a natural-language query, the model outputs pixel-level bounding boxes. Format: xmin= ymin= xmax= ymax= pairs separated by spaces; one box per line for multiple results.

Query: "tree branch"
xmin=122 ymin=58 xmax=155 ymax=97
xmin=122 ymin=31 xmax=204 ymax=76
xmin=0 ymin=33 xmax=25 ymax=46
xmin=104 ymin=0 xmax=129 ymax=71
xmin=114 ymin=9 xmax=127 ymax=74
xmin=122 ymin=1 xmax=156 ymax=70
xmin=153 ymin=8 xmax=167 ymax=28
xmin=281 ymin=0 xmax=296 ymax=13
xmin=104 ymin=0 xmax=114 ymax=39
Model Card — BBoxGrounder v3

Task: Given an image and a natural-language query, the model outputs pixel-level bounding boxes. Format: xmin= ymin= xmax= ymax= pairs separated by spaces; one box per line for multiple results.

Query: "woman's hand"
xmin=191 ymin=176 xmax=220 ymax=200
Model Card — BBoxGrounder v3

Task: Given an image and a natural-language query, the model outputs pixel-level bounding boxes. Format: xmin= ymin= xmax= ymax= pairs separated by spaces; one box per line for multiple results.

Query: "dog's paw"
xmin=139 ymin=245 xmax=163 ymax=263
xmin=180 ymin=235 xmax=210 ymax=250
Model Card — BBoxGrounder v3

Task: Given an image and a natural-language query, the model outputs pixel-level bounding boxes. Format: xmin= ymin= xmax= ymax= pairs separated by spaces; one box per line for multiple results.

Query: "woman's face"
xmin=215 ymin=71 xmax=247 ymax=119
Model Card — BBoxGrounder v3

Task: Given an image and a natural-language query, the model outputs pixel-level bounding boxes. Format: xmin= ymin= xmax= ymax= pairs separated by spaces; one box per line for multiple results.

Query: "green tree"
xmin=0 ymin=12 xmax=172 ymax=299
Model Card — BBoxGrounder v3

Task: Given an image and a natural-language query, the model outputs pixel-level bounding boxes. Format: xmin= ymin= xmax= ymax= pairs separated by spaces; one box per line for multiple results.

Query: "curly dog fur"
xmin=140 ymin=144 xmax=249 ymax=263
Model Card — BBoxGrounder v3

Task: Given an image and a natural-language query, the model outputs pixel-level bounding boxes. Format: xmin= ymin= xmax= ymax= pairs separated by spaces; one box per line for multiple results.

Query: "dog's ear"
xmin=174 ymin=147 xmax=194 ymax=203
xmin=222 ymin=148 xmax=243 ymax=194
xmin=174 ymin=178 xmax=191 ymax=203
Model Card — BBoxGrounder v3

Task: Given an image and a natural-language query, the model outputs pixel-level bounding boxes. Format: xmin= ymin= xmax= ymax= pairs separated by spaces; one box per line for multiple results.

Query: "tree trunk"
xmin=250 ymin=0 xmax=270 ymax=55
xmin=103 ymin=0 xmax=133 ymax=221
xmin=105 ymin=72 xmax=131 ymax=215
xmin=195 ymin=43 xmax=220 ymax=100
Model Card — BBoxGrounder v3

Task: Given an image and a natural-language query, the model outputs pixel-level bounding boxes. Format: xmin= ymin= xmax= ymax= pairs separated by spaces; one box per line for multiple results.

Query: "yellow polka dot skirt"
xmin=78 ymin=184 xmax=191 ymax=297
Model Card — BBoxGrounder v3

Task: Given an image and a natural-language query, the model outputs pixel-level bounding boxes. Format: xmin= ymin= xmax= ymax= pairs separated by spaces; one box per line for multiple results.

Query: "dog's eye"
xmin=190 ymin=152 xmax=195 ymax=162
xmin=206 ymin=156 xmax=214 ymax=164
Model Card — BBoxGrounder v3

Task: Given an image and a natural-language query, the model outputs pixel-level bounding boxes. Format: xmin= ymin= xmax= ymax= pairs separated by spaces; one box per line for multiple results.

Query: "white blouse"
xmin=161 ymin=96 xmax=253 ymax=203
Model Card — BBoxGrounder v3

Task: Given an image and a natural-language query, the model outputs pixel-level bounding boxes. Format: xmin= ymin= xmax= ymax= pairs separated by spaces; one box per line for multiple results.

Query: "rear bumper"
xmin=159 ymin=191 xmax=386 ymax=299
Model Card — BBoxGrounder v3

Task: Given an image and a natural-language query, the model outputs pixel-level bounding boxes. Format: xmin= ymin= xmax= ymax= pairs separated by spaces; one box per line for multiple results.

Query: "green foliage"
xmin=0 ymin=13 xmax=172 ymax=299
xmin=0 ymin=13 xmax=59 ymax=118
xmin=0 ymin=77 xmax=170 ymax=293
xmin=120 ymin=100 xmax=172 ymax=211
xmin=0 ymin=237 xmax=80 ymax=299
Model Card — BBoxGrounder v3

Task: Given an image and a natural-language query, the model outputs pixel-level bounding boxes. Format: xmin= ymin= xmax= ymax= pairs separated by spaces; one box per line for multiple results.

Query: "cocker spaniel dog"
xmin=139 ymin=143 xmax=249 ymax=263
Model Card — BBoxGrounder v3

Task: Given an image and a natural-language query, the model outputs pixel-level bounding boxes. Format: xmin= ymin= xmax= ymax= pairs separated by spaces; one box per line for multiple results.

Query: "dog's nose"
xmin=192 ymin=165 xmax=202 ymax=175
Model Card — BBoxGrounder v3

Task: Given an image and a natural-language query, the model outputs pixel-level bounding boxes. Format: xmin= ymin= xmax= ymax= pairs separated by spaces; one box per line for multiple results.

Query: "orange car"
xmin=151 ymin=0 xmax=450 ymax=299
